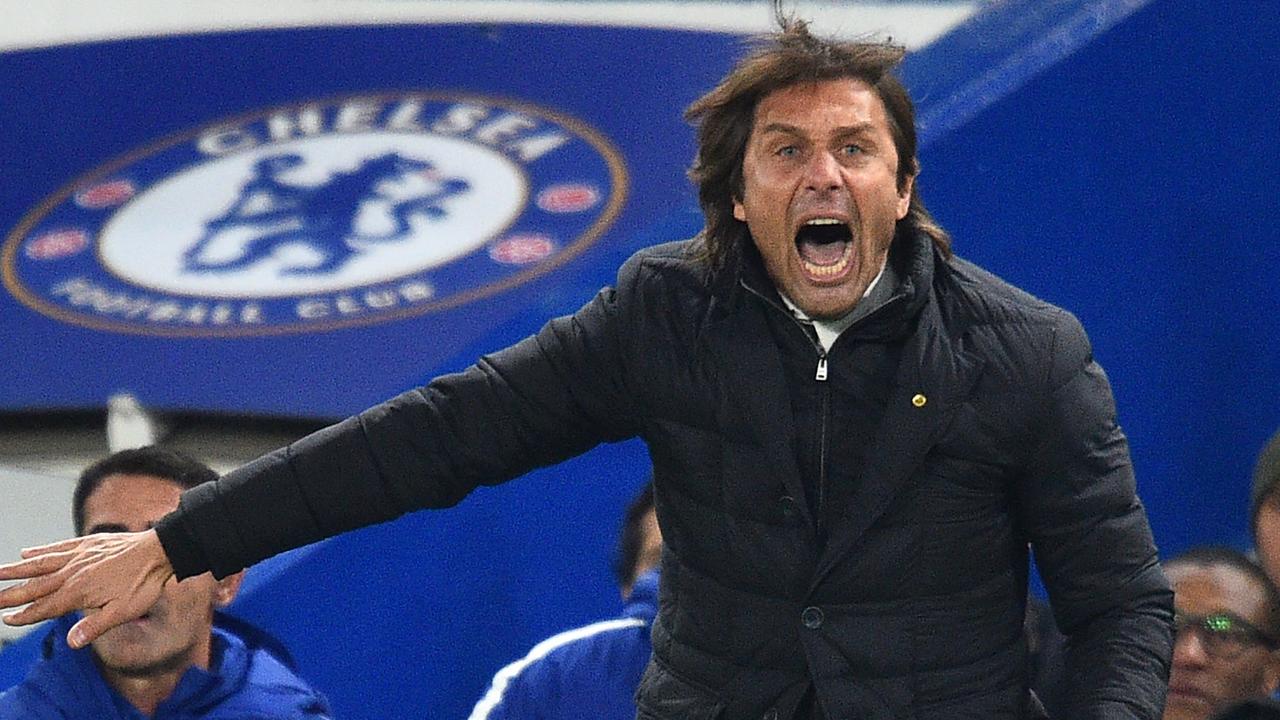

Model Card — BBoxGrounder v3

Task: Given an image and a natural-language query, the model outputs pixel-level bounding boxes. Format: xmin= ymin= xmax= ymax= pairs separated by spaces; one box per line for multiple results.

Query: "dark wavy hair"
xmin=74 ymin=446 xmax=217 ymax=535
xmin=685 ymin=9 xmax=951 ymax=272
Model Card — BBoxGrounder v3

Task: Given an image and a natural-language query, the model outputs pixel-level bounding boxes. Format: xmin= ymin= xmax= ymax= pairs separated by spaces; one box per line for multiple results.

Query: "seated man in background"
xmin=0 ymin=447 xmax=332 ymax=719
xmin=1222 ymin=428 xmax=1280 ymax=720
xmin=1162 ymin=547 xmax=1280 ymax=720
xmin=1250 ymin=429 xmax=1280 ymax=586
xmin=469 ymin=482 xmax=661 ymax=720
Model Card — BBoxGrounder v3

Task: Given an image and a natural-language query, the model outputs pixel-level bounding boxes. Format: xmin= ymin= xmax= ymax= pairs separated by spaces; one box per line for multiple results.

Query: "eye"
xmin=840 ymin=143 xmax=864 ymax=156
xmin=775 ymin=145 xmax=799 ymax=158
xmin=1206 ymin=614 xmax=1235 ymax=632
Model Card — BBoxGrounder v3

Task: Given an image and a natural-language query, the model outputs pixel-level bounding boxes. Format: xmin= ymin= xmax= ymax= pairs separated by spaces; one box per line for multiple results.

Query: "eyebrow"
xmin=85 ymin=521 xmax=158 ymax=534
xmin=833 ymin=124 xmax=879 ymax=142
xmin=86 ymin=523 xmax=130 ymax=534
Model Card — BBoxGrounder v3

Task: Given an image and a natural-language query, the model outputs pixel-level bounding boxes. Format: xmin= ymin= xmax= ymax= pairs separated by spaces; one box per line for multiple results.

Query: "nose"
xmin=803 ymin=150 xmax=843 ymax=193
xmin=1172 ymin=627 xmax=1210 ymax=668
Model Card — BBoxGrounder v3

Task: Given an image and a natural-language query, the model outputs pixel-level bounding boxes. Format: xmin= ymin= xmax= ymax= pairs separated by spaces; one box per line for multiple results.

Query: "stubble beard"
xmin=94 ymin=638 xmax=197 ymax=679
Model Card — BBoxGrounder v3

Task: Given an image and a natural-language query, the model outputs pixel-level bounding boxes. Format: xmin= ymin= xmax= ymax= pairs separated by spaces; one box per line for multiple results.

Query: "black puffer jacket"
xmin=157 ymin=229 xmax=1173 ymax=720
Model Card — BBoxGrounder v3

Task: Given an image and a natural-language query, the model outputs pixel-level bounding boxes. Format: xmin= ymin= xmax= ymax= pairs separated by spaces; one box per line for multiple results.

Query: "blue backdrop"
xmin=2 ymin=0 xmax=1278 ymax=717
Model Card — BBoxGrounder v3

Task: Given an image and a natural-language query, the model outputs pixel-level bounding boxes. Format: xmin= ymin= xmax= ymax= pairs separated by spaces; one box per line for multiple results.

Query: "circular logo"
xmin=536 ymin=184 xmax=601 ymax=213
xmin=75 ymin=180 xmax=136 ymax=209
xmin=489 ymin=234 xmax=557 ymax=265
xmin=25 ymin=229 xmax=89 ymax=261
xmin=3 ymin=92 xmax=627 ymax=335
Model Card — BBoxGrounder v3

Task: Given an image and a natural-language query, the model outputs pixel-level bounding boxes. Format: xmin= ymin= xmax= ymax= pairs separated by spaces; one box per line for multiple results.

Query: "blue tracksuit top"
xmin=0 ymin=614 xmax=332 ymax=719
xmin=469 ymin=569 xmax=659 ymax=720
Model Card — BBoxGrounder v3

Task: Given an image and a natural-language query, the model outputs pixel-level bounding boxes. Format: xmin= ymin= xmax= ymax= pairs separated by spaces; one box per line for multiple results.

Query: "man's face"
xmin=733 ymin=78 xmax=913 ymax=320
xmin=1254 ymin=502 xmax=1280 ymax=587
xmin=1164 ymin=563 xmax=1280 ymax=720
xmin=81 ymin=473 xmax=239 ymax=677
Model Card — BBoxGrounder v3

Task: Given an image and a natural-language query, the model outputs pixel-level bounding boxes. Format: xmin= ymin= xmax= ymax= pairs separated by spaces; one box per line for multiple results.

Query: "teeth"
xmin=800 ymin=242 xmax=853 ymax=278
xmin=805 ymin=218 xmax=843 ymax=226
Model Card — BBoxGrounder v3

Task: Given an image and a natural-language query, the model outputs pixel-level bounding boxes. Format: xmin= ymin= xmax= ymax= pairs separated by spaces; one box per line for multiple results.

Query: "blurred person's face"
xmin=621 ymin=508 xmax=663 ymax=599
xmin=81 ymin=474 xmax=241 ymax=677
xmin=1255 ymin=501 xmax=1280 ymax=587
xmin=635 ymin=509 xmax=662 ymax=578
xmin=1163 ymin=562 xmax=1280 ymax=720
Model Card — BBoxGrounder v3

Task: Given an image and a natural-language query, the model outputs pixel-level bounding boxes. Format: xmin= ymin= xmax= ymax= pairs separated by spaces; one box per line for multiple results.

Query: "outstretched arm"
xmin=0 ymin=250 xmax=650 ymax=647
xmin=0 ymin=530 xmax=172 ymax=648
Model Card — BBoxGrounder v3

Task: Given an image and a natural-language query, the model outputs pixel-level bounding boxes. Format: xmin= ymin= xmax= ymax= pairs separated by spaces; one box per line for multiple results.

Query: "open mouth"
xmin=795 ymin=218 xmax=853 ymax=279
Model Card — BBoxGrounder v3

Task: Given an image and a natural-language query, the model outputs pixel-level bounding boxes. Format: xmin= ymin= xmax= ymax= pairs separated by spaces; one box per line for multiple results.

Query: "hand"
xmin=0 ymin=529 xmax=174 ymax=649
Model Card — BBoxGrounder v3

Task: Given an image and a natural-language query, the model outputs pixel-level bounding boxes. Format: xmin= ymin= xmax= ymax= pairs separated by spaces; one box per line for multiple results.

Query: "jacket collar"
xmin=155 ymin=627 xmax=247 ymax=716
xmin=699 ymin=228 xmax=985 ymax=574
xmin=623 ymin=569 xmax=660 ymax=623
xmin=714 ymin=223 xmax=936 ymax=327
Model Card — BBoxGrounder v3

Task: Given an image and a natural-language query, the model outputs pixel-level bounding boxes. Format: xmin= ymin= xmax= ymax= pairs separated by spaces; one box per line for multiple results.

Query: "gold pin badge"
xmin=911 ymin=394 xmax=927 ymax=408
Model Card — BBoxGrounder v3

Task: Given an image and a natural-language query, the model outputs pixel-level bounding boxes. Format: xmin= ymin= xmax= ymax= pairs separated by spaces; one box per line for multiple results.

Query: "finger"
xmin=0 ymin=550 xmax=74 ymax=581
xmin=2 ymin=586 xmax=81 ymax=628
xmin=0 ymin=573 xmax=62 ymax=613
xmin=1 ymin=550 xmax=75 ymax=575
xmin=0 ymin=563 xmax=75 ymax=609
xmin=67 ymin=598 xmax=146 ymax=649
xmin=67 ymin=615 xmax=94 ymax=649
xmin=18 ymin=537 xmax=88 ymax=558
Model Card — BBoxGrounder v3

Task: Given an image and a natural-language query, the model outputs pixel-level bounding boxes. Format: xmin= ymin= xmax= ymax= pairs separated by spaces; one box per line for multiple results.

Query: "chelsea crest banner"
xmin=0 ymin=24 xmax=730 ymax=416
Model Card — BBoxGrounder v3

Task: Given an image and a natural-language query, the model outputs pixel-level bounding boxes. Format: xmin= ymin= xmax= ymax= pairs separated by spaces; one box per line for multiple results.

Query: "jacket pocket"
xmin=635 ymin=660 xmax=725 ymax=720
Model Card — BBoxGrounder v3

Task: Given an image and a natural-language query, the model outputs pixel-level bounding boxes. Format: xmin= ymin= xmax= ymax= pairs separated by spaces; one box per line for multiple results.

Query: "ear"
xmin=1261 ymin=649 xmax=1280 ymax=697
xmin=213 ymin=571 xmax=245 ymax=608
xmin=732 ymin=197 xmax=747 ymax=222
xmin=896 ymin=172 xmax=915 ymax=221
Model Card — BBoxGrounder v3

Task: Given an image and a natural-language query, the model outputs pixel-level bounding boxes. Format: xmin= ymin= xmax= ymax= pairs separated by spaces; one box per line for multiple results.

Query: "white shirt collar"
xmin=779 ymin=261 xmax=888 ymax=352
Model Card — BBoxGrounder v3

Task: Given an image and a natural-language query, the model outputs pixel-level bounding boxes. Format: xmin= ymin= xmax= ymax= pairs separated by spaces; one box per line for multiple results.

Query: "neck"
xmin=102 ymin=667 xmax=186 ymax=717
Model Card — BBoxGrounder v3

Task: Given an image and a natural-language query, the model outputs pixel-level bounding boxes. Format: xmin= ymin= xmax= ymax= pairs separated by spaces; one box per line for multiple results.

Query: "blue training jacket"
xmin=469 ymin=569 xmax=659 ymax=720
xmin=0 ymin=614 xmax=332 ymax=720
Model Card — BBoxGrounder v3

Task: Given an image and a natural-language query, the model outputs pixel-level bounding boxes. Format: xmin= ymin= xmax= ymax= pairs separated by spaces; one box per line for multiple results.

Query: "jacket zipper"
xmin=740 ymin=282 xmax=832 ymax=538
xmin=739 ymin=279 xmax=906 ymax=546
xmin=739 ymin=282 xmax=829 ymax=371
xmin=817 ymin=367 xmax=830 ymax=542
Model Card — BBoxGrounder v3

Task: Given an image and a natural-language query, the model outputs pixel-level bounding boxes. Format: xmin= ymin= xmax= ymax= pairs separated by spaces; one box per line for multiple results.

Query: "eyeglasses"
xmin=1173 ymin=611 xmax=1280 ymax=658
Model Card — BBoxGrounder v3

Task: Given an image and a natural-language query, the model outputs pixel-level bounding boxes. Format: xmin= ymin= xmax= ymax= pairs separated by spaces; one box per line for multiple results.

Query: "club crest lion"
xmin=3 ymin=93 xmax=627 ymax=335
